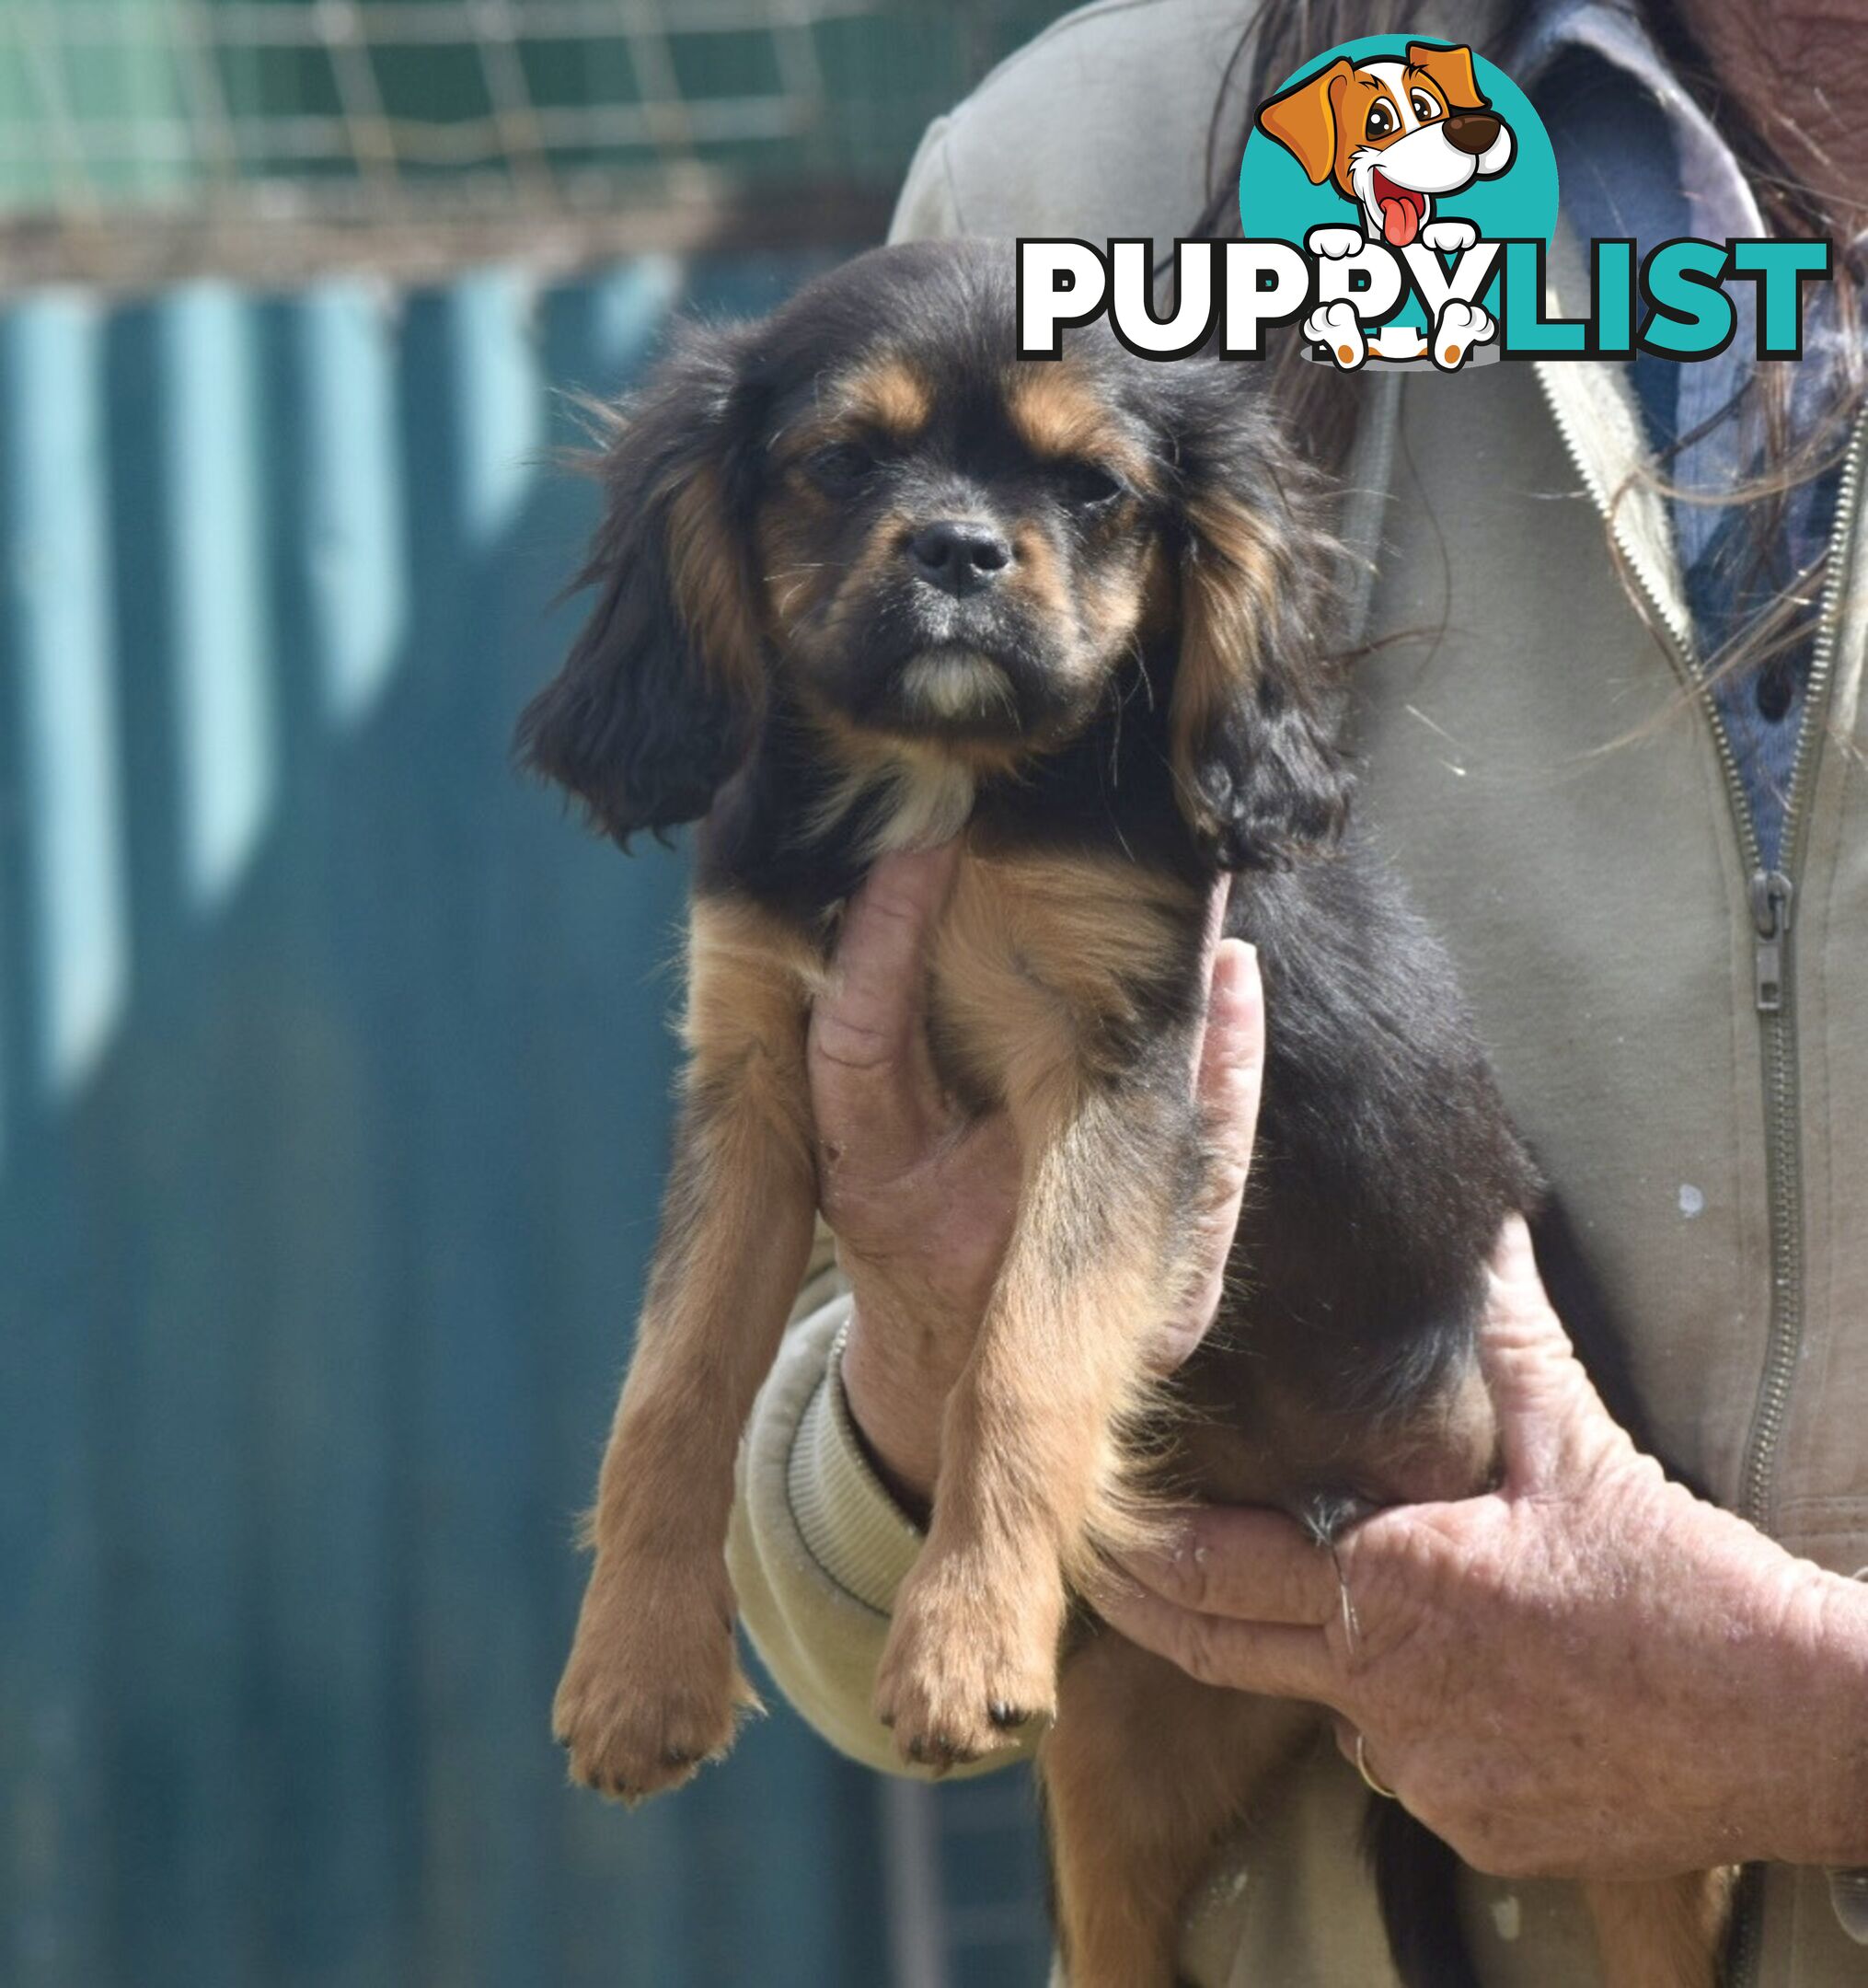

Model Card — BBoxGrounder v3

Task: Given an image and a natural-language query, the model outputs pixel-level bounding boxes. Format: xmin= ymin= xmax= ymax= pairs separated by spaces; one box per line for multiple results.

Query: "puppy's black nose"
xmin=906 ymin=520 xmax=1011 ymax=596
xmin=1444 ymin=111 xmax=1502 ymax=155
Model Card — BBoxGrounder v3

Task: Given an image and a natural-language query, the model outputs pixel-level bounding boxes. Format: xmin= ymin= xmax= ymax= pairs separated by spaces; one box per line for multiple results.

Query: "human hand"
xmin=1102 ymin=1218 xmax=1868 ymax=1878
xmin=809 ymin=846 xmax=1264 ymax=1510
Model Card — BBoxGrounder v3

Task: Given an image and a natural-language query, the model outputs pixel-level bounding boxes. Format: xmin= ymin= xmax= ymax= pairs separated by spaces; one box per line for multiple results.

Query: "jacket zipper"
xmin=1534 ymin=372 xmax=1868 ymax=1988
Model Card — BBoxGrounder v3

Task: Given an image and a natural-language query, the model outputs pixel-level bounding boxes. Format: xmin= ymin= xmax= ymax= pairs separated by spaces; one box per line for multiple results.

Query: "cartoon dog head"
xmin=1256 ymin=42 xmax=1515 ymax=248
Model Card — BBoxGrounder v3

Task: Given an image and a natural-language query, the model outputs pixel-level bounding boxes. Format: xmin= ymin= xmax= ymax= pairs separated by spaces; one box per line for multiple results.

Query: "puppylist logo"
xmin=1016 ymin=35 xmax=1831 ymax=372
xmin=1252 ymin=36 xmax=1534 ymax=368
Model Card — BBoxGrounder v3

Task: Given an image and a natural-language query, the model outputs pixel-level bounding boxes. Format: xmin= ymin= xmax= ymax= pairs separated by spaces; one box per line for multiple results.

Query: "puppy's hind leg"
xmin=553 ymin=897 xmax=821 ymax=1802
xmin=1042 ymin=1630 xmax=1318 ymax=1988
xmin=1584 ymin=1868 xmax=1738 ymax=1988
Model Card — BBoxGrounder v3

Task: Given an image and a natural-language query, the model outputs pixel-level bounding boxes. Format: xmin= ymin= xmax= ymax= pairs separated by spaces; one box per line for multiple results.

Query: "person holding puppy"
xmin=728 ymin=0 xmax=1868 ymax=1980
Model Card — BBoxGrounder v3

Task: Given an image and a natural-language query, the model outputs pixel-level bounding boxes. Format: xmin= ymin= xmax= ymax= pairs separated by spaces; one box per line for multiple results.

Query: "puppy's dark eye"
xmin=803 ymin=442 xmax=877 ymax=495
xmin=1056 ymin=463 xmax=1125 ymax=510
xmin=1409 ymin=89 xmax=1439 ymax=121
xmin=1366 ymin=101 xmax=1393 ymax=139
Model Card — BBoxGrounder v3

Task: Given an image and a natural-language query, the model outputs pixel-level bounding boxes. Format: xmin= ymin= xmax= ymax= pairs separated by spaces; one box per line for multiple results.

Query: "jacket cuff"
xmin=786 ymin=1318 xmax=927 ymax=1615
xmin=1829 ymin=1563 xmax=1868 ymax=1940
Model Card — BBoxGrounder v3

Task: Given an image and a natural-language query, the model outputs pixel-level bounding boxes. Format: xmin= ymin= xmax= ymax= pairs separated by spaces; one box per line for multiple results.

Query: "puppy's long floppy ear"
xmin=1254 ymin=57 xmax=1353 ymax=185
xmin=1405 ymin=41 xmax=1486 ymax=113
xmin=1166 ymin=385 xmax=1350 ymax=871
xmin=516 ymin=324 xmax=766 ymax=844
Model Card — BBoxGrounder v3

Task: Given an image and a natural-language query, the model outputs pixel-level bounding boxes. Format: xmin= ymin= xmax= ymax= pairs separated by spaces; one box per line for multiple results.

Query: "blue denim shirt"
xmin=1509 ymin=1 xmax=1858 ymax=871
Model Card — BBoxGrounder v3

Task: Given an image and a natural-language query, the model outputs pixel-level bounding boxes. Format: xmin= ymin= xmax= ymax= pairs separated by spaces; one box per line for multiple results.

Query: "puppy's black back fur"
xmin=1215 ymin=843 xmax=1537 ymax=1435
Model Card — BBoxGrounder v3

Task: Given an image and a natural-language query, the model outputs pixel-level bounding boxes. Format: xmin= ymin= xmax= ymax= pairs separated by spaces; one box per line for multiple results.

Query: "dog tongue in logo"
xmin=1374 ymin=172 xmax=1424 ymax=247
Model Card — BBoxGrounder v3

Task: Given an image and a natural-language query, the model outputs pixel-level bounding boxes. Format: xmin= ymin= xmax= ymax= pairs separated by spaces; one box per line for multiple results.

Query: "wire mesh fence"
xmin=0 ymin=0 xmax=1070 ymax=224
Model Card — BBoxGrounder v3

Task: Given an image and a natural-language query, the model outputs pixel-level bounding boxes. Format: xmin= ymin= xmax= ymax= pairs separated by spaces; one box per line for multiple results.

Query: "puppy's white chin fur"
xmin=804 ymin=734 xmax=980 ymax=855
xmin=801 ymin=649 xmax=1007 ymax=856
xmin=899 ymin=647 xmax=1013 ymax=722
xmin=868 ymin=758 xmax=977 ymax=854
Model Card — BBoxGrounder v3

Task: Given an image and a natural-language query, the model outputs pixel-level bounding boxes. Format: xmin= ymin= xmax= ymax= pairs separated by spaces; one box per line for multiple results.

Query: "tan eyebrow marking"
xmin=1007 ymin=370 xmax=1151 ymax=489
xmin=829 ymin=355 xmax=932 ymax=441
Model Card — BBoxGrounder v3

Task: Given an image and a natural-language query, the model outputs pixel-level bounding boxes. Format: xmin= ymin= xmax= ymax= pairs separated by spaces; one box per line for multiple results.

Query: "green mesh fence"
xmin=0 ymin=1 xmax=1077 ymax=218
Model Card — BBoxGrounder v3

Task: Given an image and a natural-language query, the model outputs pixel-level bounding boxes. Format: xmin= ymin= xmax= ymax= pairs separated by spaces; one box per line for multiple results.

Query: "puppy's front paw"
xmin=873 ymin=1549 xmax=1064 ymax=1770
xmin=552 ymin=1563 xmax=756 ymax=1802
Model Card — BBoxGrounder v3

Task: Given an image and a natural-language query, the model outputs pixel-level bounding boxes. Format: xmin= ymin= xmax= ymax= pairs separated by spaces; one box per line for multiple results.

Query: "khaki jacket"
xmin=727 ymin=3 xmax=1868 ymax=1982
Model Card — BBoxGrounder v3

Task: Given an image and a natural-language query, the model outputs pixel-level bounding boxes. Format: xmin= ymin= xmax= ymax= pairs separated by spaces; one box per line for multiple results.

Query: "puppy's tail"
xmin=1366 ymin=1798 xmax=1482 ymax=1988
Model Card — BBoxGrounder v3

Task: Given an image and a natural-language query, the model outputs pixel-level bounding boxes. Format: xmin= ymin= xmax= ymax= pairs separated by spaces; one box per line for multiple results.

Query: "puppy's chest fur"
xmin=694 ymin=693 xmax=1539 ymax=1507
xmin=701 ymin=815 xmax=1209 ymax=1127
xmin=928 ymin=845 xmax=1207 ymax=1124
xmin=697 ymin=689 xmax=1214 ymax=1117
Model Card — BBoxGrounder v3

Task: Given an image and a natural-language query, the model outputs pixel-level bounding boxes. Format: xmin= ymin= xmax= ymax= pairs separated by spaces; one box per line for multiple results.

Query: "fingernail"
xmin=1218 ymin=940 xmax=1256 ymax=984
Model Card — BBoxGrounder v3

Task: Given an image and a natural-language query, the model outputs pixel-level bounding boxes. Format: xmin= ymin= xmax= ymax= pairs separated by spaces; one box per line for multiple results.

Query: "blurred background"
xmin=0 ymin=5 xmax=1082 ymax=1982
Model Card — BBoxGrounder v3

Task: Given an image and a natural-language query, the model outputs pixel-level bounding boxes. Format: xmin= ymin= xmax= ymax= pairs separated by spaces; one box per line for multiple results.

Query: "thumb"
xmin=1154 ymin=936 xmax=1264 ymax=1370
xmin=810 ymin=844 xmax=959 ymax=1181
xmin=1478 ymin=1215 xmax=1630 ymax=1493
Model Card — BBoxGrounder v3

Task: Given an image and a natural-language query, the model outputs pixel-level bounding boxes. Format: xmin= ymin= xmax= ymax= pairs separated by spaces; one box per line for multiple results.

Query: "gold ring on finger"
xmin=1355 ymin=1730 xmax=1398 ymax=1801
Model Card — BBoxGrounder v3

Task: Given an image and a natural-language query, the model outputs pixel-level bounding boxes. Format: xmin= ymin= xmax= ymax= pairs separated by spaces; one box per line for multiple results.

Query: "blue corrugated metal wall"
xmin=0 ymin=251 xmax=1049 ymax=1988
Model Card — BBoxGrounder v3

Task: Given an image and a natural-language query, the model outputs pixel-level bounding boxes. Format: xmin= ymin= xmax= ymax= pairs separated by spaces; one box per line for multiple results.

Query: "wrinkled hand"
xmin=1104 ymin=1218 xmax=1868 ymax=1879
xmin=809 ymin=844 xmax=1263 ymax=1508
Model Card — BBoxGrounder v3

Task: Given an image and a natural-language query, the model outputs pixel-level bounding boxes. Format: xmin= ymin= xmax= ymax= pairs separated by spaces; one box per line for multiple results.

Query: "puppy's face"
xmin=754 ymin=339 xmax=1163 ymax=763
xmin=518 ymin=240 xmax=1345 ymax=871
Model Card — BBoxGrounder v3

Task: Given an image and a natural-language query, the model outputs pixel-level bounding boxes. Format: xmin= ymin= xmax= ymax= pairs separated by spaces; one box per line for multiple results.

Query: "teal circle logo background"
xmin=1238 ymin=37 xmax=1559 ymax=330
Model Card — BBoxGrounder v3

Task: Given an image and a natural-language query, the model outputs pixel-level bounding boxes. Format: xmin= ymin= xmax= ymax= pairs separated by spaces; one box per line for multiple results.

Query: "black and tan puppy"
xmin=519 ymin=239 xmax=1729 ymax=1988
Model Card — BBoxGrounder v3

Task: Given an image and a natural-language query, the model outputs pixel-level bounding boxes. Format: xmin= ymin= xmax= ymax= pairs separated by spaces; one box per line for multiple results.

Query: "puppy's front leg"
xmin=874 ymin=1071 xmax=1190 ymax=1767
xmin=554 ymin=898 xmax=819 ymax=1800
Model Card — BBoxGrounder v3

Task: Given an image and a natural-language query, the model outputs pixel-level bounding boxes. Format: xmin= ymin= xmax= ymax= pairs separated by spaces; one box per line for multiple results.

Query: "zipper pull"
xmin=1750 ymin=869 xmax=1794 ymax=1013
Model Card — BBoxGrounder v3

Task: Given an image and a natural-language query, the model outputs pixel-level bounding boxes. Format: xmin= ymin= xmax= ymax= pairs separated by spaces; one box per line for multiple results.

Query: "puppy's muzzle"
xmin=1443 ymin=112 xmax=1503 ymax=156
xmin=907 ymin=519 xmax=1013 ymax=598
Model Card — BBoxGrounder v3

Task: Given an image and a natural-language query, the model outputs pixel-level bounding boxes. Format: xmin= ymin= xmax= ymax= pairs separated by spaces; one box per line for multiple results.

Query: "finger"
xmin=1097 ymin=1582 xmax=1341 ymax=1706
xmin=1175 ymin=883 xmax=1230 ymax=1097
xmin=1152 ymin=942 xmax=1260 ymax=1367
xmin=1197 ymin=939 xmax=1265 ymax=1161
xmin=810 ymin=845 xmax=959 ymax=1178
xmin=1478 ymin=1214 xmax=1621 ymax=1491
xmin=1117 ymin=1503 xmax=1334 ymax=1624
xmin=1154 ymin=938 xmax=1264 ymax=1369
xmin=1485 ymin=1212 xmax=1545 ymax=1313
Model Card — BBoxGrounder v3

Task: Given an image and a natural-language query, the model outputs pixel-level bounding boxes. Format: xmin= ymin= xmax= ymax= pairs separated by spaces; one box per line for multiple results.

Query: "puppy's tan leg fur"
xmin=865 ymin=849 xmax=1204 ymax=1766
xmin=553 ymin=898 xmax=822 ymax=1800
xmin=872 ymin=1067 xmax=1188 ymax=1765
xmin=1043 ymin=1633 xmax=1319 ymax=1988
xmin=1585 ymin=1868 xmax=1736 ymax=1988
